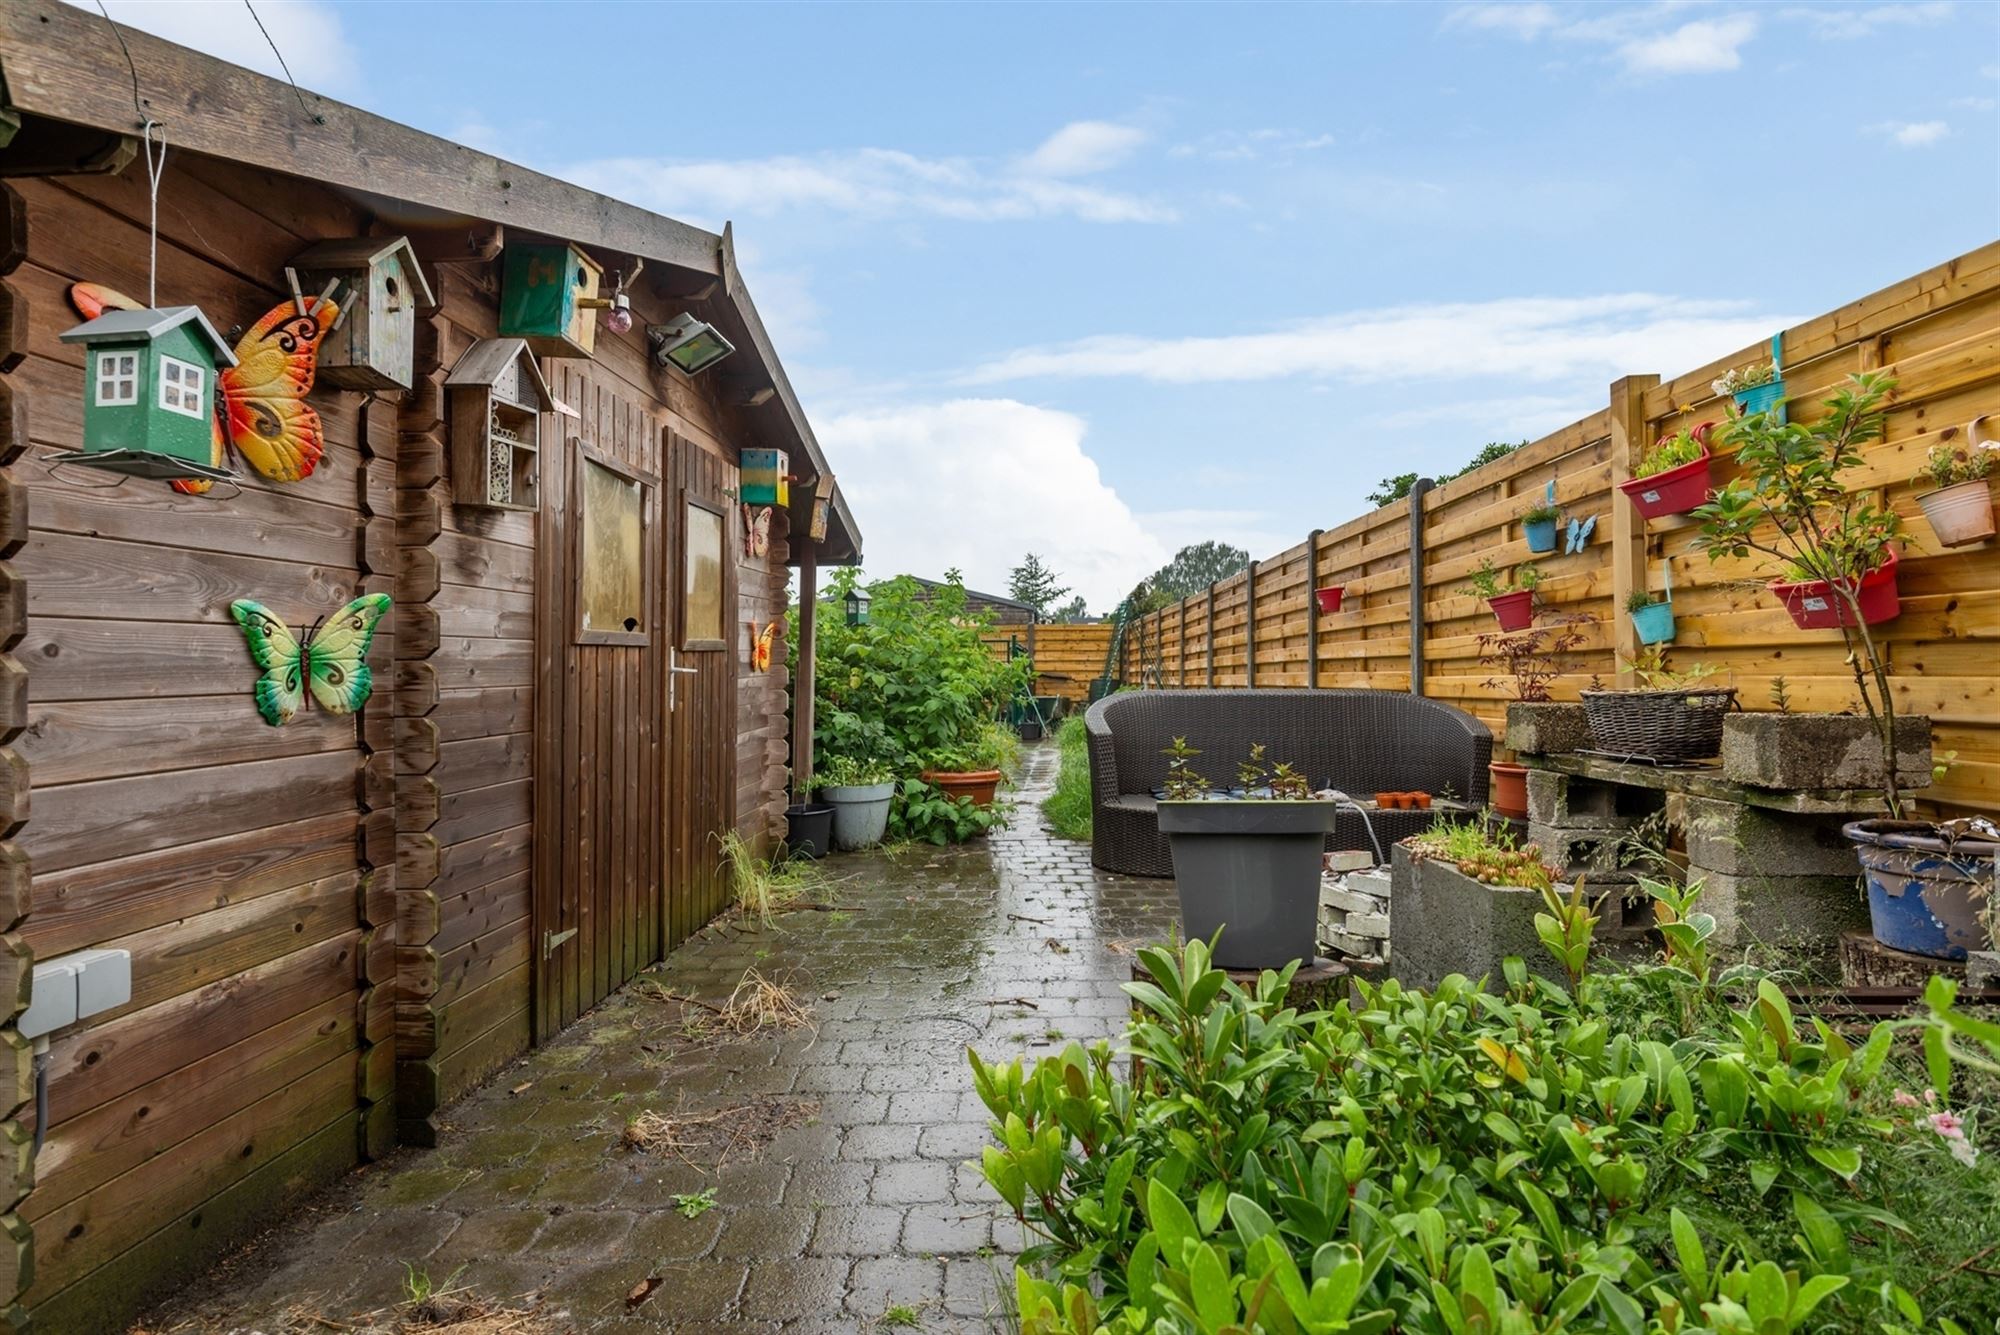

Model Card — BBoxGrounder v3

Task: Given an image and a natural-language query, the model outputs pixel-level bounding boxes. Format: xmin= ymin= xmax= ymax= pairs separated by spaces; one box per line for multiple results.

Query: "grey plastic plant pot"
xmin=821 ymin=782 xmax=894 ymax=851
xmin=1157 ymin=799 xmax=1338 ymax=970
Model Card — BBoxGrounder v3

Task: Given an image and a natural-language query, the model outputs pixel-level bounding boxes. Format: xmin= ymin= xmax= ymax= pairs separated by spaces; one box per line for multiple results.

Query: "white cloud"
xmin=1443 ymin=3 xmax=1561 ymax=39
xmin=1021 ymin=121 xmax=1147 ymax=177
xmin=1783 ymin=1 xmax=1951 ymax=39
xmin=1870 ymin=119 xmax=1952 ymax=147
xmin=561 ymin=141 xmax=1176 ymax=228
xmin=1169 ymin=128 xmax=1337 ymax=162
xmin=1617 ymin=15 xmax=1758 ymax=74
xmin=85 ymin=0 xmax=361 ymax=97
xmin=816 ymin=399 xmax=1168 ymax=610
xmin=1368 ymin=393 xmax=1598 ymax=433
xmin=962 ymin=293 xmax=1801 ymax=388
xmin=1952 ymin=96 xmax=1997 ymax=111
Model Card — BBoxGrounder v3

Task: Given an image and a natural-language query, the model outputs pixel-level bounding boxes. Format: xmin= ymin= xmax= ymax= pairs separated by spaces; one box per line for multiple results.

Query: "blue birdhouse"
xmin=56 ymin=306 xmax=237 ymax=481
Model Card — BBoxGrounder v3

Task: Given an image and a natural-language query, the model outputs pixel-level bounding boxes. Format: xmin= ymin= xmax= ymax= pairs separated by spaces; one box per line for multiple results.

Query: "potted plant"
xmin=1520 ymin=497 xmax=1561 ymax=554
xmin=1617 ymin=421 xmax=1714 ymax=520
xmin=784 ymin=800 xmax=835 ymax=859
xmin=1712 ymin=346 xmax=1784 ymax=421
xmin=816 ymin=754 xmax=897 ymax=851
xmin=1691 ymin=373 xmax=1976 ymax=959
xmin=1313 ymin=585 xmax=1345 ymax=614
xmin=920 ymin=721 xmax=1015 ymax=808
xmin=1580 ymin=648 xmax=1734 ymax=763
xmin=1390 ymin=817 xmax=1566 ymax=990
xmin=1478 ymin=610 xmax=1590 ymax=816
xmin=1626 ymin=585 xmax=1674 ymax=647
xmin=1154 ymin=739 xmax=1336 ymax=969
xmin=1462 ymin=557 xmax=1541 ymax=632
xmin=1914 ymin=424 xmax=1997 ymax=548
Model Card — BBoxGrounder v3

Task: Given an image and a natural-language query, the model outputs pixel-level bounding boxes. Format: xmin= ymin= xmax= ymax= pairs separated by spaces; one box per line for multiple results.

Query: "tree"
xmin=1007 ymin=553 xmax=1071 ymax=620
xmin=1050 ymin=595 xmax=1090 ymax=623
xmin=1368 ymin=441 xmax=1528 ymax=509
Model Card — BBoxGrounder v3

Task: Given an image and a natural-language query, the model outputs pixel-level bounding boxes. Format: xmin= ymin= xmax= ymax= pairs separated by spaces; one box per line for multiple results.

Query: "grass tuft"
xmin=1040 ymin=717 xmax=1092 ymax=841
xmin=717 ymin=829 xmax=835 ymax=927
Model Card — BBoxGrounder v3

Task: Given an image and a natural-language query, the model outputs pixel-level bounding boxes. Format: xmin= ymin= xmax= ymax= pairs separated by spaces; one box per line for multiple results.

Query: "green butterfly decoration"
xmin=229 ymin=592 xmax=392 ymax=727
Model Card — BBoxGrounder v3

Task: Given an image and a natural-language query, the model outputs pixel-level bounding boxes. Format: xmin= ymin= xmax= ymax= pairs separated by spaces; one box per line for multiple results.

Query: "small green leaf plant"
xmin=1637 ymin=421 xmax=1713 ymax=478
xmin=1460 ymin=557 xmax=1541 ymax=600
xmin=1918 ymin=439 xmax=1996 ymax=492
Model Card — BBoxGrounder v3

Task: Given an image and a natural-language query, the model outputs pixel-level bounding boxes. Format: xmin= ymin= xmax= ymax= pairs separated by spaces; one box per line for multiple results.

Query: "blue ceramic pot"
xmin=1630 ymin=602 xmax=1675 ymax=646
xmin=1732 ymin=379 xmax=1786 ymax=422
xmin=1524 ymin=518 xmax=1558 ymax=554
xmin=1846 ymin=820 xmax=1996 ymax=960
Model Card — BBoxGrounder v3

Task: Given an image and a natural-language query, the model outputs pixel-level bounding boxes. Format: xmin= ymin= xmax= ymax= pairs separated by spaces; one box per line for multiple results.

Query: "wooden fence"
xmin=986 ymin=623 xmax=1115 ymax=703
xmin=1118 ymin=241 xmax=2000 ymax=813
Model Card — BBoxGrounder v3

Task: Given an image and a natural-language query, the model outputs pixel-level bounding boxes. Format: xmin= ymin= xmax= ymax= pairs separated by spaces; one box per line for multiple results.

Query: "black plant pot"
xmin=1156 ymin=799 xmax=1337 ymax=969
xmin=785 ymin=802 xmax=836 ymax=859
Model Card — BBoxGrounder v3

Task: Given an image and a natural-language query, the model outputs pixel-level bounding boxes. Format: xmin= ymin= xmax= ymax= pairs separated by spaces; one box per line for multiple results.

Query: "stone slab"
xmin=1506 ymin=702 xmax=1591 ymax=757
xmin=1720 ymin=712 xmax=1931 ymax=794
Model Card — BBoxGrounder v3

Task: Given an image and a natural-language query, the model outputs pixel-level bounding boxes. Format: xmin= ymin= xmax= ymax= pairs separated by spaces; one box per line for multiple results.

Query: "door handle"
xmin=669 ymin=648 xmax=699 ymax=710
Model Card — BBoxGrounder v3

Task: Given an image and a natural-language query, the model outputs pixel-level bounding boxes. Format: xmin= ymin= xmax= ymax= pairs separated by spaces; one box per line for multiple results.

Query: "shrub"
xmin=1042 ymin=717 xmax=1093 ymax=842
xmin=974 ymin=923 xmax=2000 ymax=1334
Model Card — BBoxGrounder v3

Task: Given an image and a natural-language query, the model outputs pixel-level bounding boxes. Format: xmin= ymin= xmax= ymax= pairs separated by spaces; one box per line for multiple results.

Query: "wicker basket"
xmin=1580 ymin=687 xmax=1737 ymax=762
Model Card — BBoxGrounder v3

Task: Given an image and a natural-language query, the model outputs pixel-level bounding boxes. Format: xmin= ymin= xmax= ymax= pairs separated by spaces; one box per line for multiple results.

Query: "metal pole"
xmin=1304 ymin=528 xmax=1322 ymax=690
xmin=1244 ymin=560 xmax=1259 ymax=688
xmin=1408 ymin=479 xmax=1434 ymax=696
xmin=1206 ymin=582 xmax=1217 ymax=688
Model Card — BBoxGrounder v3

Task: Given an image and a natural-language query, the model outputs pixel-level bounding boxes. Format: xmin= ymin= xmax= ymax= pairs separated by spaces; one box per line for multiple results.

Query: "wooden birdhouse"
xmin=446 ymin=338 xmax=555 ymax=511
xmin=289 ymin=235 xmax=436 ymax=390
xmin=498 ymin=242 xmax=604 ymax=360
xmin=55 ymin=306 xmax=237 ymax=481
xmin=739 ymin=448 xmax=789 ymax=507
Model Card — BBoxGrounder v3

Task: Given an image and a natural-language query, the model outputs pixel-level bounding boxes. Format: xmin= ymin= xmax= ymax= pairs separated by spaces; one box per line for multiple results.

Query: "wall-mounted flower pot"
xmin=1314 ymin=585 xmax=1345 ymax=614
xmin=1770 ymin=550 xmax=1901 ymax=630
xmin=1157 ymin=799 xmax=1337 ymax=969
xmin=922 ymin=768 xmax=1004 ymax=807
xmin=1617 ymin=449 xmax=1712 ymax=520
xmin=1732 ymin=379 xmax=1786 ymax=421
xmin=1487 ymin=590 xmax=1535 ymax=631
xmin=1489 ymin=762 xmax=1528 ymax=818
xmin=821 ymin=781 xmax=894 ymax=850
xmin=1844 ymin=819 xmax=1997 ymax=960
xmin=1523 ymin=518 xmax=1558 ymax=553
xmin=784 ymin=802 xmax=835 ymax=859
xmin=1629 ymin=600 xmax=1675 ymax=646
xmin=1917 ymin=478 xmax=1996 ymax=548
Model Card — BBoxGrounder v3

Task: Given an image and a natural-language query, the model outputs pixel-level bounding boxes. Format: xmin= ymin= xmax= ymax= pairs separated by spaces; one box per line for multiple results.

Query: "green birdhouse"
xmin=498 ymin=242 xmax=603 ymax=360
xmin=56 ymin=306 xmax=237 ymax=481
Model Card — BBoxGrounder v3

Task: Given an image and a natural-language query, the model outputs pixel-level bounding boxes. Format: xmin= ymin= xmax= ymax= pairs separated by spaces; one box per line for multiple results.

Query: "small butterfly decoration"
xmin=229 ymin=593 xmax=392 ymax=727
xmin=743 ymin=503 xmax=773 ymax=559
xmin=750 ymin=619 xmax=778 ymax=673
xmin=70 ymin=274 xmax=343 ymax=494
xmin=1564 ymin=515 xmax=1598 ymax=554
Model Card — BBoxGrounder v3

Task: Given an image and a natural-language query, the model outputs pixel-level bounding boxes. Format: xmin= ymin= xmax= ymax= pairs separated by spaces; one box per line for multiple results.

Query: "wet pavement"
xmin=144 ymin=741 xmax=1179 ymax=1333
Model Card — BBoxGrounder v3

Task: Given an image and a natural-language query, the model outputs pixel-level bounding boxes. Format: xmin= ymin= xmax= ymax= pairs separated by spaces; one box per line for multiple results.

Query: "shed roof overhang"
xmin=0 ymin=2 xmax=860 ymax=565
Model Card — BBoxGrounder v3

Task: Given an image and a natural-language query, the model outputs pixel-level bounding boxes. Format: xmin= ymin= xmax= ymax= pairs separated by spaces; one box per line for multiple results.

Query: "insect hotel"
xmin=0 ymin=9 xmax=862 ymax=1330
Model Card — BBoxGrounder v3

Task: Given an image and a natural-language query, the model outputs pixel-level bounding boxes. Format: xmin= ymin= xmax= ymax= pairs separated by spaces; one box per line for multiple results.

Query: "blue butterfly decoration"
xmin=1564 ymin=515 xmax=1598 ymax=554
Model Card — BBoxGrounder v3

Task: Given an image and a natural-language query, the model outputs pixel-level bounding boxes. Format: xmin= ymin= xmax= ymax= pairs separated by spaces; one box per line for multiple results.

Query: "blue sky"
xmin=106 ymin=0 xmax=2000 ymax=608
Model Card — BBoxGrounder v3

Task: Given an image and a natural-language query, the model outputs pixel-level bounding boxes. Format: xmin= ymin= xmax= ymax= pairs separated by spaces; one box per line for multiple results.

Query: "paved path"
xmin=145 ymin=742 xmax=1178 ymax=1333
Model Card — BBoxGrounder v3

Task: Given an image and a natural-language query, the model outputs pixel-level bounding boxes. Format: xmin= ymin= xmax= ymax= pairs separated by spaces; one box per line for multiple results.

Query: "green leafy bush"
xmin=973 ymin=914 xmax=1999 ymax=1333
xmin=888 ymin=777 xmax=1004 ymax=845
xmin=1636 ymin=423 xmax=1712 ymax=479
xmin=1043 ymin=716 xmax=1093 ymax=842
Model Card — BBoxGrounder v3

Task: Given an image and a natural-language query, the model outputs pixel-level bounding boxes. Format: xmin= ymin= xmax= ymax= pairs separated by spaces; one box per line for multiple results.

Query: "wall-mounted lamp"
xmin=581 ymin=259 xmax=643 ymax=336
xmin=844 ymin=587 xmax=871 ymax=628
xmin=648 ymin=312 xmax=736 ymax=375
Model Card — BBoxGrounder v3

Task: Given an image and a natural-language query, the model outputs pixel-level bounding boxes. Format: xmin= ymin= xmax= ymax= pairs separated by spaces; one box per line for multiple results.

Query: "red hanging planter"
xmin=1314 ymin=585 xmax=1344 ymax=614
xmin=1487 ymin=590 xmax=1536 ymax=631
xmin=1618 ymin=447 xmax=1713 ymax=520
xmin=1769 ymin=549 xmax=1902 ymax=630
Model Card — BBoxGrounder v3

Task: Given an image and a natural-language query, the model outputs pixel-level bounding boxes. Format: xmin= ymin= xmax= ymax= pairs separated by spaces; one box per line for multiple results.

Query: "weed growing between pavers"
xmin=638 ymin=965 xmax=818 ymax=1042
xmin=622 ymin=1097 xmax=820 ymax=1171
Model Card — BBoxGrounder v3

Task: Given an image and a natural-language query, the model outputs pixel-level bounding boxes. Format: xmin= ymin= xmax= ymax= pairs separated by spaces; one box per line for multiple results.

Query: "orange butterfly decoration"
xmin=743 ymin=503 xmax=773 ymax=559
xmin=750 ymin=619 xmax=779 ymax=673
xmin=68 ymin=280 xmax=340 ymax=494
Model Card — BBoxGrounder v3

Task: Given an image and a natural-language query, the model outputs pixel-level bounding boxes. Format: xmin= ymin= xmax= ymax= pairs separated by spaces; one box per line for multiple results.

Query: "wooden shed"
xmin=0 ymin=9 xmax=861 ymax=1329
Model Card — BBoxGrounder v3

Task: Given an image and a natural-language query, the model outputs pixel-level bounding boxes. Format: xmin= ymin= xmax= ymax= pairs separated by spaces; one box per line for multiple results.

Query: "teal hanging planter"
xmin=1630 ymin=600 xmax=1675 ymax=645
xmin=1719 ymin=333 xmax=1787 ymax=424
xmin=1524 ymin=518 xmax=1558 ymax=553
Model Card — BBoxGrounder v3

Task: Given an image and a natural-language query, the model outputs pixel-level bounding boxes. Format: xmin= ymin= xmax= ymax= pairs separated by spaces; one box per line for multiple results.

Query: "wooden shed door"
xmin=534 ymin=380 xmax=666 ymax=1039
xmin=662 ymin=429 xmax=737 ymax=950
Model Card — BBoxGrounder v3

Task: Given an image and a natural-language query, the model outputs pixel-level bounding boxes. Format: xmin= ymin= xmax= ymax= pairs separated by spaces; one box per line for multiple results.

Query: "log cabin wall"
xmin=0 ymin=144 xmax=802 ymax=1326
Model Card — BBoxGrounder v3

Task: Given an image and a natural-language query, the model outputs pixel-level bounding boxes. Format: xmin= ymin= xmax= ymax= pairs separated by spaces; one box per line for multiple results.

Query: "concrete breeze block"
xmin=1388 ymin=845 xmax=1548 ymax=991
xmin=1697 ymin=869 xmax=1868 ymax=950
xmin=1720 ymin=713 xmax=1931 ymax=793
xmin=1679 ymin=797 xmax=1864 ymax=879
xmin=1505 ymin=702 xmax=1592 ymax=757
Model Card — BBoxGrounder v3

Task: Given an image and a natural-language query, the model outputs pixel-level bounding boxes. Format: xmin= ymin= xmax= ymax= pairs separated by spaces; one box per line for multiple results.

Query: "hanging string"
xmin=92 ymin=0 xmax=147 ymax=126
xmin=141 ymin=119 xmax=166 ymax=307
xmin=244 ymin=1 xmax=325 ymax=125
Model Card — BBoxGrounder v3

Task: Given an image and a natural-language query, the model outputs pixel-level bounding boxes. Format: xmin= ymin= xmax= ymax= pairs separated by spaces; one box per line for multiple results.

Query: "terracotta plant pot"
xmin=1409 ymin=792 xmax=1432 ymax=810
xmin=1487 ymin=590 xmax=1535 ymax=632
xmin=1314 ymin=586 xmax=1345 ymax=615
xmin=1917 ymin=478 xmax=1995 ymax=548
xmin=1769 ymin=550 xmax=1901 ymax=630
xmin=1618 ymin=448 xmax=1712 ymax=520
xmin=1489 ymin=762 xmax=1529 ymax=819
xmin=921 ymin=769 xmax=1003 ymax=807
xmin=1373 ymin=791 xmax=1397 ymax=809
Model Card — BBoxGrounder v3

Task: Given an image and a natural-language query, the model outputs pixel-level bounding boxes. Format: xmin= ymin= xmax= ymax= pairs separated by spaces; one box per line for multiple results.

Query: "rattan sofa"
xmin=1084 ymin=689 xmax=1493 ymax=877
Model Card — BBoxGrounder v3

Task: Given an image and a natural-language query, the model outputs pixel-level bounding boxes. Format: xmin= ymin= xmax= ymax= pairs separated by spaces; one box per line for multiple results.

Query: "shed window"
xmin=576 ymin=446 xmax=652 ymax=646
xmin=682 ymin=499 xmax=726 ymax=649
xmin=94 ymin=350 xmax=138 ymax=406
xmin=158 ymin=357 xmax=205 ymax=418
